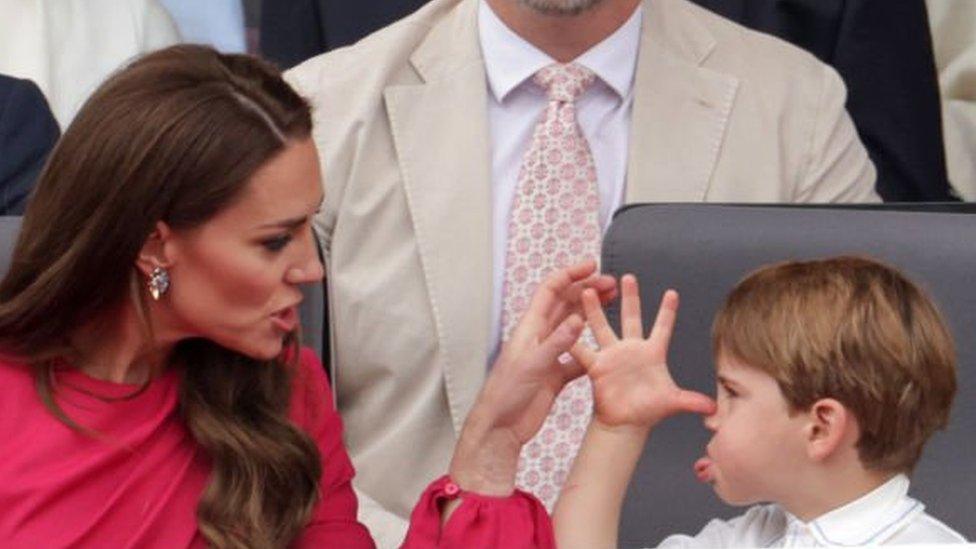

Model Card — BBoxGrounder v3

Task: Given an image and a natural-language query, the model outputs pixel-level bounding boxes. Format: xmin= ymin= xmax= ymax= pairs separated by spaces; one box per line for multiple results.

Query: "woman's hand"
xmin=570 ymin=275 xmax=715 ymax=431
xmin=449 ymin=260 xmax=616 ymax=496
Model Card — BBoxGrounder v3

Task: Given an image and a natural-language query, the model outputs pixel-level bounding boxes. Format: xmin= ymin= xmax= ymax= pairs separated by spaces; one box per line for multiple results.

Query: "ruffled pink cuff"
xmin=400 ymin=475 xmax=555 ymax=548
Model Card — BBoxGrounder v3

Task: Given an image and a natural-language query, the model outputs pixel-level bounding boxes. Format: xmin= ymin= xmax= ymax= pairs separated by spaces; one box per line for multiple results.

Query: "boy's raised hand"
xmin=570 ymin=275 xmax=716 ymax=429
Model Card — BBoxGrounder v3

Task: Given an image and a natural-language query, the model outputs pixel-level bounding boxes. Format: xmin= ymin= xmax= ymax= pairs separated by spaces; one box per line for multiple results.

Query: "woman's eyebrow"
xmin=258 ymin=215 xmax=307 ymax=230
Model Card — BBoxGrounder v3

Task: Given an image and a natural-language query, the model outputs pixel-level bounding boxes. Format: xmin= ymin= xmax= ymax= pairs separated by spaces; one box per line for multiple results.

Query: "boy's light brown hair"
xmin=712 ymin=256 xmax=956 ymax=473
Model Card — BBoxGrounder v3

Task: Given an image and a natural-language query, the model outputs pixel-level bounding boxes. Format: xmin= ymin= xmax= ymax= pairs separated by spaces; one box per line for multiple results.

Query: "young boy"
xmin=554 ymin=256 xmax=965 ymax=547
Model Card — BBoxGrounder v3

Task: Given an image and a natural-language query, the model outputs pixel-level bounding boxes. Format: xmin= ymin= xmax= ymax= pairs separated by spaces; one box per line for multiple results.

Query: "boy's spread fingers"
xmin=647 ymin=290 xmax=679 ymax=350
xmin=620 ymin=274 xmax=643 ymax=339
xmin=568 ymin=342 xmax=597 ymax=371
xmin=581 ymin=288 xmax=617 ymax=347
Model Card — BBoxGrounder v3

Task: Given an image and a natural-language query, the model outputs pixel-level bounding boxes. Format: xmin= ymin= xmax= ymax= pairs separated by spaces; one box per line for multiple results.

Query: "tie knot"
xmin=533 ymin=63 xmax=595 ymax=103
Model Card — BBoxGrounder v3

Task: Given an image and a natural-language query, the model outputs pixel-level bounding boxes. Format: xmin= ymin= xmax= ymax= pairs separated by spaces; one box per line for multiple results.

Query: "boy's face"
xmin=699 ymin=352 xmax=809 ymax=506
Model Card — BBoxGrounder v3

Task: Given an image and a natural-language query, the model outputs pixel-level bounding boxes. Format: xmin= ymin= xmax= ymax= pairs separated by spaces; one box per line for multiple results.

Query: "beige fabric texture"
xmin=927 ymin=0 xmax=976 ymax=200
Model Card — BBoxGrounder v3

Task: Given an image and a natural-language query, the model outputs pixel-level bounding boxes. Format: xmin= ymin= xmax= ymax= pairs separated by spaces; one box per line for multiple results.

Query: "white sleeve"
xmin=140 ymin=0 xmax=182 ymax=51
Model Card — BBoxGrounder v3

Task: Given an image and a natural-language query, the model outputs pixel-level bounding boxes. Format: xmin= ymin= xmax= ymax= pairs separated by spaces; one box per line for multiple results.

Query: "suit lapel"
xmin=384 ymin=0 xmax=492 ymax=435
xmin=626 ymin=0 xmax=740 ymax=204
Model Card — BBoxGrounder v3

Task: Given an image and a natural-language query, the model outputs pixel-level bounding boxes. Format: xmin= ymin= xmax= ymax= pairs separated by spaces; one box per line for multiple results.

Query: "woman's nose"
xmin=287 ymin=258 xmax=325 ymax=285
xmin=285 ymin=228 xmax=325 ymax=284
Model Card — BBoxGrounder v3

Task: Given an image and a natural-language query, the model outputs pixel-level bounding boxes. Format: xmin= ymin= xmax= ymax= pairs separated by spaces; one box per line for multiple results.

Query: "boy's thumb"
xmin=677 ymin=390 xmax=717 ymax=416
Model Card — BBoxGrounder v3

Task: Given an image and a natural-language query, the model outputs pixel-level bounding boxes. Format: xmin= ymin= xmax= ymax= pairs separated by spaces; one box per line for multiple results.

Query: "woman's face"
xmin=161 ymin=138 xmax=325 ymax=360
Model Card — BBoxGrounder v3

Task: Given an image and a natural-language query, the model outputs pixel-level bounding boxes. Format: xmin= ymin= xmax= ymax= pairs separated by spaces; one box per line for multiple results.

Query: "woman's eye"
xmin=261 ymin=234 xmax=292 ymax=252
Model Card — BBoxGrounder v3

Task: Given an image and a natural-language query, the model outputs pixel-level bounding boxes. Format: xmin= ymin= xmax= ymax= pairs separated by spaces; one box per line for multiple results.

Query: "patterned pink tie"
xmin=501 ymin=63 xmax=601 ymax=510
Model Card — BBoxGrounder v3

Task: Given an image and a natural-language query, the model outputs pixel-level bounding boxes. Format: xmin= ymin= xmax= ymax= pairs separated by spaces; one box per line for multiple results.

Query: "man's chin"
xmin=517 ymin=0 xmax=606 ymax=17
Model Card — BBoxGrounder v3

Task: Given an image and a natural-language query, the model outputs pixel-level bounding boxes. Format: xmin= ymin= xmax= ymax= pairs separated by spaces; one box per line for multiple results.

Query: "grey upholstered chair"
xmin=0 ymin=216 xmax=326 ymax=360
xmin=601 ymin=204 xmax=976 ymax=546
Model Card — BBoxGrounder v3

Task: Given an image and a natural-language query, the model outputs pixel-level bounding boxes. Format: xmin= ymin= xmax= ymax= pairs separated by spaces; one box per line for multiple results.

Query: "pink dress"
xmin=0 ymin=349 xmax=554 ymax=548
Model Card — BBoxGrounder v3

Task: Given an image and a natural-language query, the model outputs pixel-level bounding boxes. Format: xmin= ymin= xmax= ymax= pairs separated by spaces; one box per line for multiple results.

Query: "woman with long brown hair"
xmin=0 ymin=45 xmax=615 ymax=547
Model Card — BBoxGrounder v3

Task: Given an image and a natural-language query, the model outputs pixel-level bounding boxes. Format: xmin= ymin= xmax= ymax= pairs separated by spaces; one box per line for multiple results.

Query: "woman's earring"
xmin=148 ymin=267 xmax=170 ymax=301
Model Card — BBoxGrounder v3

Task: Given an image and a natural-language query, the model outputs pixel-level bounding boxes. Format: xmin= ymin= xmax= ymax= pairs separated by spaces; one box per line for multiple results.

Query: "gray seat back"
xmin=601 ymin=204 xmax=976 ymax=545
xmin=0 ymin=216 xmax=325 ymax=359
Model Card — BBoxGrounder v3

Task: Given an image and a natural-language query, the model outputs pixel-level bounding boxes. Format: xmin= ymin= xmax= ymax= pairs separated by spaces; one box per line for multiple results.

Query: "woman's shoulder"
xmin=294 ymin=346 xmax=331 ymax=393
xmin=287 ymin=347 xmax=336 ymax=434
xmin=0 ymin=353 xmax=33 ymax=385
xmin=0 ymin=354 xmax=46 ymax=431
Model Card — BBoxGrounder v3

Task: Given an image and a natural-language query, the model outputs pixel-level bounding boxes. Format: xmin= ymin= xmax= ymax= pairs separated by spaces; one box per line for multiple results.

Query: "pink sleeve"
xmin=290 ymin=348 xmax=375 ymax=549
xmin=400 ymin=476 xmax=556 ymax=549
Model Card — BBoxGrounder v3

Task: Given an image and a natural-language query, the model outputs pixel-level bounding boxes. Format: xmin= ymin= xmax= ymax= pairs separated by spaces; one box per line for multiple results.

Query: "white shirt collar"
xmin=786 ymin=474 xmax=926 ymax=546
xmin=477 ymin=0 xmax=643 ymax=102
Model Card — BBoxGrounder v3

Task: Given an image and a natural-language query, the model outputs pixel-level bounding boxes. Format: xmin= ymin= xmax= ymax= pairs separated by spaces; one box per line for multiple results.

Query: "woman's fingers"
xmin=534 ymin=314 xmax=585 ymax=375
xmin=647 ymin=290 xmax=679 ymax=353
xmin=526 ymin=262 xmax=601 ymax=332
xmin=545 ymin=273 xmax=617 ymax=333
xmin=620 ymin=274 xmax=643 ymax=339
xmin=587 ymin=274 xmax=617 ymax=297
xmin=517 ymin=265 xmax=590 ymax=339
xmin=581 ymin=288 xmax=617 ymax=347
xmin=562 ymin=259 xmax=599 ymax=281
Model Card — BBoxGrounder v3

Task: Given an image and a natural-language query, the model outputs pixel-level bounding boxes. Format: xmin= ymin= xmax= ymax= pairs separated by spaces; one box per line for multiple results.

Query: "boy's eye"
xmin=721 ymin=384 xmax=738 ymax=398
xmin=261 ymin=234 xmax=293 ymax=252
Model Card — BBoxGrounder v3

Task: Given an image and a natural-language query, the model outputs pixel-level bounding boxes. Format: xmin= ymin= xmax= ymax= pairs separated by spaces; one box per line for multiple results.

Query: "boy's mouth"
xmin=694 ymin=456 xmax=715 ymax=484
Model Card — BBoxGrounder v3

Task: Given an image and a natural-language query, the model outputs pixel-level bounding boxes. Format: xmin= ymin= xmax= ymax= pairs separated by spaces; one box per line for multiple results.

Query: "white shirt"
xmin=657 ymin=475 xmax=966 ymax=547
xmin=479 ymin=0 xmax=642 ymax=363
xmin=0 ymin=0 xmax=180 ymax=129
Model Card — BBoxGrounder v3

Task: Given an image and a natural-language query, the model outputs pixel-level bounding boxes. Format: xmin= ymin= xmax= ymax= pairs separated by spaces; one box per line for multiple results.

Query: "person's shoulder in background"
xmin=0 ymin=74 xmax=59 ymax=215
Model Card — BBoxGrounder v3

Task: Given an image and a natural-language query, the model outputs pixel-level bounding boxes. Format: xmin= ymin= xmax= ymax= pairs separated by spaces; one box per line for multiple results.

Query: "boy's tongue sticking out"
xmin=694 ymin=457 xmax=715 ymax=483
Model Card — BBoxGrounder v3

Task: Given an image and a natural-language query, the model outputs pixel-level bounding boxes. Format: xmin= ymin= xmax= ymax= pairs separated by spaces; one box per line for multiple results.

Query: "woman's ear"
xmin=135 ymin=221 xmax=175 ymax=277
xmin=804 ymin=398 xmax=856 ymax=462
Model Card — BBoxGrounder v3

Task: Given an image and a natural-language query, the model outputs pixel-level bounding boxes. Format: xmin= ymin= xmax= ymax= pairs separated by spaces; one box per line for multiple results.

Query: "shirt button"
xmin=444 ymin=482 xmax=460 ymax=496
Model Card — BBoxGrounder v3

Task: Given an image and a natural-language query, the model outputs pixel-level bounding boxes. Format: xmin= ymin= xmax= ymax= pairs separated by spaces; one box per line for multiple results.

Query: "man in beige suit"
xmin=286 ymin=0 xmax=878 ymax=541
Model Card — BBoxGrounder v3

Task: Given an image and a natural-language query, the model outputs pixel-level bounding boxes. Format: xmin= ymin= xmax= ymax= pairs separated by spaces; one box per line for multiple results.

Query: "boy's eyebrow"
xmin=716 ymin=375 xmax=740 ymax=388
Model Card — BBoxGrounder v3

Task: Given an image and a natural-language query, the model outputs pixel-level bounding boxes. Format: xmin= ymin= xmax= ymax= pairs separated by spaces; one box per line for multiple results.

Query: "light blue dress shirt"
xmin=160 ymin=0 xmax=246 ymax=53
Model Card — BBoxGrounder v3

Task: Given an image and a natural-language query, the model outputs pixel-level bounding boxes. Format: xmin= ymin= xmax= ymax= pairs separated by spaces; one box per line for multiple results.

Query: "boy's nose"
xmin=703 ymin=412 xmax=719 ymax=432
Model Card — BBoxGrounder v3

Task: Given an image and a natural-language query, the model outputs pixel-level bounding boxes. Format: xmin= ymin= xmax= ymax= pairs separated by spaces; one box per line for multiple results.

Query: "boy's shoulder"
xmin=658 ymin=497 xmax=966 ymax=547
xmin=890 ymin=509 xmax=967 ymax=544
xmin=658 ymin=504 xmax=786 ymax=547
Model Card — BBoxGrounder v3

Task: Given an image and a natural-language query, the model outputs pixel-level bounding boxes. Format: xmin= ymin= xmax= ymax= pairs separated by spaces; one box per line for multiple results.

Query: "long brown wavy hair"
xmin=0 ymin=45 xmax=321 ymax=548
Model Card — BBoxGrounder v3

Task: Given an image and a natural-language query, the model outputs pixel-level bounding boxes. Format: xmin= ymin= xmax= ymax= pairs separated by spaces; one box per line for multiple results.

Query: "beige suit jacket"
xmin=927 ymin=0 xmax=976 ymax=200
xmin=286 ymin=0 xmax=878 ymax=537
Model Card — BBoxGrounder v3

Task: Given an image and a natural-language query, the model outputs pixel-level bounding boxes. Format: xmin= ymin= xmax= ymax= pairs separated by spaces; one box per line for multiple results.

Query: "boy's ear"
xmin=135 ymin=221 xmax=176 ymax=277
xmin=804 ymin=398 xmax=856 ymax=462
